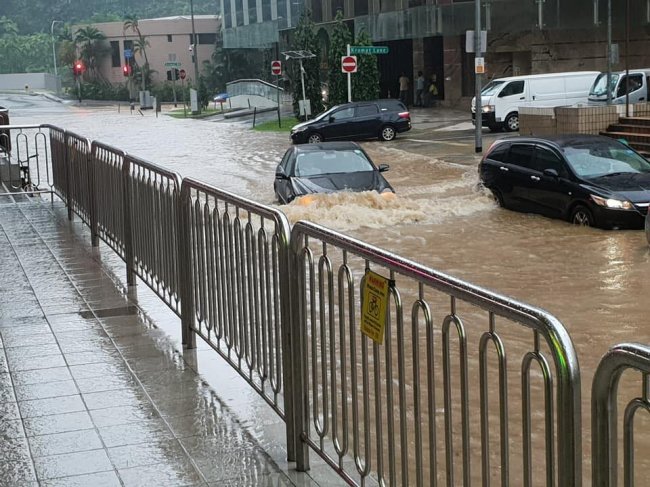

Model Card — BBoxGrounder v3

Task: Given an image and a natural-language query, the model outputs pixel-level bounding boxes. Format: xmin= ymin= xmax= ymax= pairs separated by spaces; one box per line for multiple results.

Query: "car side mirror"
xmin=329 ymin=116 xmax=335 ymax=123
xmin=543 ymin=168 xmax=559 ymax=178
xmin=378 ymin=164 xmax=389 ymax=172
xmin=275 ymin=166 xmax=288 ymax=179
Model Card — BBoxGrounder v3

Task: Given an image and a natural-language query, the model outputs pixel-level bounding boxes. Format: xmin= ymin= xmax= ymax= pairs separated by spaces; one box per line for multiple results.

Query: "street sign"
xmin=466 ymin=30 xmax=487 ymax=53
xmin=124 ymin=49 xmax=133 ymax=59
xmin=350 ymin=45 xmax=389 ymax=55
xmin=341 ymin=55 xmax=357 ymax=74
xmin=165 ymin=61 xmax=181 ymax=68
xmin=179 ymin=69 xmax=186 ymax=80
xmin=271 ymin=60 xmax=282 ymax=76
xmin=475 ymin=57 xmax=486 ymax=74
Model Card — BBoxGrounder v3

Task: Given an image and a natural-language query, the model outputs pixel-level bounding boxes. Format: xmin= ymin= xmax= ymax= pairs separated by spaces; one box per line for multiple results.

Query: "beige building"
xmin=85 ymin=15 xmax=220 ymax=86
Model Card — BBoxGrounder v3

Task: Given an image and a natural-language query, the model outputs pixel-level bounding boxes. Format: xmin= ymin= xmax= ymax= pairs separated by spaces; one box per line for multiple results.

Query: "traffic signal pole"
xmin=474 ymin=0 xmax=483 ymax=153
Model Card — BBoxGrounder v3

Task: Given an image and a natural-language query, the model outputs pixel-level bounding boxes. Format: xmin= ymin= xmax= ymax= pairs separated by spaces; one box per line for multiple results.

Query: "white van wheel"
xmin=505 ymin=112 xmax=519 ymax=132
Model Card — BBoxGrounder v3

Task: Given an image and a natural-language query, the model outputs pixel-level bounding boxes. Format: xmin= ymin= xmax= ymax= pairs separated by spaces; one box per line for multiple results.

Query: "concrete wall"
xmin=0 ymin=73 xmax=60 ymax=92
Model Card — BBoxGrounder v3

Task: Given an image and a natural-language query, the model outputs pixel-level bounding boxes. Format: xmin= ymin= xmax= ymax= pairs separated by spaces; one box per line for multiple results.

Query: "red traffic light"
xmin=72 ymin=60 xmax=85 ymax=76
xmin=122 ymin=65 xmax=131 ymax=77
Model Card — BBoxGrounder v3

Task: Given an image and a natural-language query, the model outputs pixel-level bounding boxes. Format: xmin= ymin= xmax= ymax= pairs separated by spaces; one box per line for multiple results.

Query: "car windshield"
xmin=563 ymin=141 xmax=650 ymax=178
xmin=313 ymin=105 xmax=341 ymax=121
xmin=589 ymin=73 xmax=619 ymax=97
xmin=294 ymin=150 xmax=374 ymax=177
xmin=481 ymin=80 xmax=505 ymax=96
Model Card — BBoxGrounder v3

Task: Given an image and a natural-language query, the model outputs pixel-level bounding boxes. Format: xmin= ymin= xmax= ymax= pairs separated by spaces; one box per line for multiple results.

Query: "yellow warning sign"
xmin=360 ymin=270 xmax=390 ymax=344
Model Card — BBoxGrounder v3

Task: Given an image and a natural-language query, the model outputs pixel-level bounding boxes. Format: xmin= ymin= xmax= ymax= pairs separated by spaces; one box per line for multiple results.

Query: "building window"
xmin=408 ymin=0 xmax=425 ymax=6
xmin=235 ymin=0 xmax=244 ymax=26
xmin=167 ymin=34 xmax=172 ymax=42
xmin=110 ymin=41 xmax=120 ymax=67
xmin=380 ymin=0 xmax=397 ymax=12
xmin=331 ymin=0 xmax=344 ymax=17
xmin=262 ymin=0 xmax=272 ymax=21
xmin=312 ymin=1 xmax=323 ymax=22
xmin=249 ymin=2 xmax=257 ymax=23
xmin=198 ymin=33 xmax=217 ymax=44
xmin=123 ymin=40 xmax=133 ymax=61
xmin=224 ymin=0 xmax=232 ymax=28
xmin=354 ymin=0 xmax=369 ymax=16
xmin=277 ymin=0 xmax=287 ymax=21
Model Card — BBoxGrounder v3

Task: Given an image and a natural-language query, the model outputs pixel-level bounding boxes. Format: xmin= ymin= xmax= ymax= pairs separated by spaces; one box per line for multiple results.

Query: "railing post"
xmin=178 ymin=182 xmax=196 ymax=348
xmin=122 ymin=157 xmax=136 ymax=286
xmin=88 ymin=143 xmax=99 ymax=247
xmin=289 ymin=228 xmax=310 ymax=472
xmin=64 ymin=131 xmax=73 ymax=221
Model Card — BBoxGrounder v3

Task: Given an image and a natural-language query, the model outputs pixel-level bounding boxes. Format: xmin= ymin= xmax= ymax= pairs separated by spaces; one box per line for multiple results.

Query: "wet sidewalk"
xmin=0 ymin=197 xmax=326 ymax=486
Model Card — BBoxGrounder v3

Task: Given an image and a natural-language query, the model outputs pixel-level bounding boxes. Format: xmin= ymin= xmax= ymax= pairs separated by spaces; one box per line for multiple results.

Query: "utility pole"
xmin=474 ymin=0 xmax=482 ymax=153
xmin=50 ymin=20 xmax=63 ymax=94
xmin=607 ymin=0 xmax=612 ymax=104
xmin=190 ymin=0 xmax=201 ymax=114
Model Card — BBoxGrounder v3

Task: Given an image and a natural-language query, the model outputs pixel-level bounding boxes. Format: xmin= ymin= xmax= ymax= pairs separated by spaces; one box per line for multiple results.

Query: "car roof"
xmin=328 ymin=99 xmax=405 ymax=110
xmin=491 ymin=134 xmax=621 ymax=150
xmin=292 ymin=141 xmax=363 ymax=152
xmin=488 ymin=71 xmax=600 ymax=83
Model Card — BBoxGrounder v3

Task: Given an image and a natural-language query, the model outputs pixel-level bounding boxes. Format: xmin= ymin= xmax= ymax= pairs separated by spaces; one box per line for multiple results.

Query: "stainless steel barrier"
xmin=179 ymin=178 xmax=295 ymax=457
xmin=592 ymin=343 xmax=650 ymax=487
xmin=0 ymin=124 xmax=55 ymax=196
xmin=127 ymin=155 xmax=182 ymax=314
xmin=47 ymin=125 xmax=67 ymax=201
xmin=290 ymin=221 xmax=581 ymax=487
xmin=65 ymin=131 xmax=92 ymax=224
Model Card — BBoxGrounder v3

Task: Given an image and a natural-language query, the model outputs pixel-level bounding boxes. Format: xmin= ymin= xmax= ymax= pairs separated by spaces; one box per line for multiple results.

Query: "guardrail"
xmin=592 ymin=343 xmax=650 ymax=487
xmin=289 ymin=221 xmax=581 ymax=487
xmin=7 ymin=123 xmax=650 ymax=487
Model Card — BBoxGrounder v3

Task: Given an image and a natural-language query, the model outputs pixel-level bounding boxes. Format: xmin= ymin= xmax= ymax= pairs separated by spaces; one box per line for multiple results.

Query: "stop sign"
xmin=341 ymin=56 xmax=357 ymax=73
xmin=179 ymin=69 xmax=186 ymax=80
xmin=271 ymin=60 xmax=282 ymax=76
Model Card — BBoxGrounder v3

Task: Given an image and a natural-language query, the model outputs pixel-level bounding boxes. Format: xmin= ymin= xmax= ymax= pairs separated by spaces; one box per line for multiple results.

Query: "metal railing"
xmin=6 ymin=123 xmax=649 ymax=487
xmin=592 ymin=343 xmax=650 ymax=487
xmin=179 ymin=178 xmax=294 ymax=455
xmin=289 ymin=221 xmax=581 ymax=487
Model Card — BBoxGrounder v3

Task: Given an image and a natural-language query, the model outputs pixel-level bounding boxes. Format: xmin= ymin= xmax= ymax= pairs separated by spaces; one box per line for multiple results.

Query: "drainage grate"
xmin=80 ymin=305 xmax=139 ymax=319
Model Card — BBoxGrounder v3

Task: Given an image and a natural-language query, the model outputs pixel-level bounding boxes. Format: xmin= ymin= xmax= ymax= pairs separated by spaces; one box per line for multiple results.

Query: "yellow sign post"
xmin=360 ymin=270 xmax=391 ymax=344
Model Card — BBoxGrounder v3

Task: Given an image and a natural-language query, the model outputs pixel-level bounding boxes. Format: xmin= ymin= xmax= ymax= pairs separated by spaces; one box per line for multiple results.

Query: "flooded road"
xmin=7 ymin=95 xmax=650 ymax=482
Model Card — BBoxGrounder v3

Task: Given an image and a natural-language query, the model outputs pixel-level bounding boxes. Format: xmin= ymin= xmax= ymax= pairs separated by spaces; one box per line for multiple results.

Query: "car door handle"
xmin=499 ymin=166 xmax=509 ymax=171
xmin=531 ymin=175 xmax=540 ymax=181
xmin=519 ymin=97 xmax=525 ymax=100
xmin=641 ymin=97 xmax=646 ymax=101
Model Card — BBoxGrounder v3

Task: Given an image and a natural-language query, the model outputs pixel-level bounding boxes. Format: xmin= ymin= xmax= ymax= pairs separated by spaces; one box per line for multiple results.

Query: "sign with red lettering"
xmin=360 ymin=270 xmax=390 ymax=344
xmin=271 ymin=60 xmax=282 ymax=76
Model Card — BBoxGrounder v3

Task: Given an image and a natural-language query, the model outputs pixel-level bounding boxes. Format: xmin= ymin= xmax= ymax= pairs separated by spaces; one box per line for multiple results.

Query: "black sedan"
xmin=479 ymin=135 xmax=650 ymax=229
xmin=274 ymin=142 xmax=394 ymax=204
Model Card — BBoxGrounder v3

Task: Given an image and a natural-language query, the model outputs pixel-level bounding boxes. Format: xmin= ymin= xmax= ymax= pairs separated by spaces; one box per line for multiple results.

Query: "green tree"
xmin=74 ymin=26 xmax=108 ymax=81
xmin=327 ymin=11 xmax=352 ymax=106
xmin=352 ymin=29 xmax=380 ymax=102
xmin=123 ymin=16 xmax=150 ymax=92
xmin=287 ymin=10 xmax=323 ymax=119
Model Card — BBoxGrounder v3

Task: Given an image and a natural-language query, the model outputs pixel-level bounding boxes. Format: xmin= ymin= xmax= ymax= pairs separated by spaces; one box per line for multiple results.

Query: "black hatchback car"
xmin=274 ymin=142 xmax=394 ymax=204
xmin=479 ymin=135 xmax=650 ymax=229
xmin=290 ymin=100 xmax=411 ymax=144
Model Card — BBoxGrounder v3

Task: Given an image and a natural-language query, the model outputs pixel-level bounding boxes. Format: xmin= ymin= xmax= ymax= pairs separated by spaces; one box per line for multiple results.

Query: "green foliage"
xmin=0 ymin=30 xmax=52 ymax=74
xmin=253 ymin=117 xmax=301 ymax=133
xmin=201 ymin=46 xmax=270 ymax=98
xmin=352 ymin=30 xmax=380 ymax=102
xmin=74 ymin=26 xmax=109 ymax=81
xmin=288 ymin=10 xmax=324 ymax=119
xmin=150 ymin=82 xmax=188 ymax=103
xmin=74 ymin=80 xmax=130 ymax=101
xmin=327 ymin=11 xmax=352 ymax=107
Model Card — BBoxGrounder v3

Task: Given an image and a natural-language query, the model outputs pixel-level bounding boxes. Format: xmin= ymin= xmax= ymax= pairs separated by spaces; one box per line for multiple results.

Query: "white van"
xmin=588 ymin=69 xmax=650 ymax=105
xmin=471 ymin=71 xmax=600 ymax=132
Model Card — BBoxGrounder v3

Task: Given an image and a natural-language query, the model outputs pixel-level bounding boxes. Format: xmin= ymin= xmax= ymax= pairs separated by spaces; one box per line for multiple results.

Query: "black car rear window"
xmin=507 ymin=143 xmax=535 ymax=169
xmin=378 ymin=100 xmax=406 ymax=112
xmin=356 ymin=104 xmax=379 ymax=117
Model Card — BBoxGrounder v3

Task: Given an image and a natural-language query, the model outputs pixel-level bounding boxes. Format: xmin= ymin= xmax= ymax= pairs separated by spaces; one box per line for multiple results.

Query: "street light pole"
xmin=474 ymin=0 xmax=482 ymax=153
xmin=50 ymin=20 xmax=63 ymax=94
xmin=606 ymin=0 xmax=612 ymax=104
xmin=189 ymin=0 xmax=201 ymax=114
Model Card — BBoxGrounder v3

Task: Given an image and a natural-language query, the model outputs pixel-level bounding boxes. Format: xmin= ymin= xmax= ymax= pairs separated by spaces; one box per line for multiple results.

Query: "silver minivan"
xmin=588 ymin=69 xmax=650 ymax=104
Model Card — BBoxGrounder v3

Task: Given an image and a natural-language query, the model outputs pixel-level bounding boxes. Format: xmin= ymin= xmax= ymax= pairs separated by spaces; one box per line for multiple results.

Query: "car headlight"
xmin=590 ymin=194 xmax=634 ymax=210
xmin=482 ymin=105 xmax=494 ymax=113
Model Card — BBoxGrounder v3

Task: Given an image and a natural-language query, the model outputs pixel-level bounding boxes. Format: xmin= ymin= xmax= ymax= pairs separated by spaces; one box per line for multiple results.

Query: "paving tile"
xmin=208 ymin=472 xmax=296 ymax=487
xmin=97 ymin=419 xmax=174 ymax=448
xmin=0 ymin=418 xmax=27 ymax=439
xmin=34 ymin=448 xmax=113 ymax=480
xmin=12 ymin=367 xmax=72 ymax=386
xmin=118 ymin=460 xmax=205 ymax=487
xmin=18 ymin=394 xmax=86 ymax=418
xmin=75 ymin=374 xmax=138 ymax=395
xmin=0 ymin=434 xmax=38 ymax=485
xmin=45 ymin=314 xmax=99 ymax=333
xmin=0 ymin=320 xmax=50 ymax=336
xmin=64 ymin=349 xmax=123 ymax=366
xmin=58 ymin=336 xmax=115 ymax=355
xmin=82 ymin=388 xmax=143 ymax=411
xmin=185 ymin=442 xmax=277 ymax=483
xmin=40 ymin=471 xmax=122 ymax=487
xmin=8 ymin=353 xmax=66 ymax=372
xmin=24 ymin=410 xmax=93 ymax=437
xmin=0 ymin=372 xmax=15 ymax=404
xmin=28 ymin=428 xmax=103 ymax=457
xmin=4 ymin=343 xmax=62 ymax=360
xmin=90 ymin=404 xmax=160 ymax=428
xmin=0 ymin=354 xmax=7 ymax=374
xmin=14 ymin=379 xmax=79 ymax=402
xmin=68 ymin=362 xmax=131 ymax=381
xmin=1 ymin=332 xmax=57 ymax=348
xmin=107 ymin=438 xmax=190 ymax=469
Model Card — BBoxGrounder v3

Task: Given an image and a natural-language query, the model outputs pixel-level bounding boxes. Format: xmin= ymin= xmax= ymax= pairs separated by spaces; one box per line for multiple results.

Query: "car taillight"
xmin=398 ymin=111 xmax=410 ymax=119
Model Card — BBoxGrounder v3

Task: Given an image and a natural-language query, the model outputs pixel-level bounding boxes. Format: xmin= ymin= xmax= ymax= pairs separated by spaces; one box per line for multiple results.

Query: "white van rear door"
xmin=565 ymin=74 xmax=598 ymax=104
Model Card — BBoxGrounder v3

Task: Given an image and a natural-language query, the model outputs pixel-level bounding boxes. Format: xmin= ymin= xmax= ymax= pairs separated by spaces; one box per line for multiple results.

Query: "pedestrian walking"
xmin=415 ymin=71 xmax=425 ymax=107
xmin=398 ymin=73 xmax=410 ymax=105
xmin=428 ymin=74 xmax=439 ymax=107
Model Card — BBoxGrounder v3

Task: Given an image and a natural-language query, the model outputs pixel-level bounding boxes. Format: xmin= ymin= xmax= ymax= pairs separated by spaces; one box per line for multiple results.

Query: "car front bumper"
xmin=472 ymin=111 xmax=497 ymax=127
xmin=592 ymin=205 xmax=646 ymax=229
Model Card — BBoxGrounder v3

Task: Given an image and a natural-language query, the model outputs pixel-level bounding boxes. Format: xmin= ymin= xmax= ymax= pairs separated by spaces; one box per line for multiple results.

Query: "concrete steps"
xmin=601 ymin=117 xmax=650 ymax=156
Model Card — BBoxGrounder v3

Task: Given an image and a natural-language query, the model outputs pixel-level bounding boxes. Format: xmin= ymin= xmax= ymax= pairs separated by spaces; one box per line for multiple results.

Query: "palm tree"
xmin=74 ymin=26 xmax=108 ymax=81
xmin=123 ymin=15 xmax=150 ymax=92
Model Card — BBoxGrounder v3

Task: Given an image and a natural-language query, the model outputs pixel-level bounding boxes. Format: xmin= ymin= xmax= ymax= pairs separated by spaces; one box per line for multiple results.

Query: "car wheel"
xmin=504 ymin=112 xmax=519 ymax=132
xmin=307 ymin=133 xmax=322 ymax=144
xmin=379 ymin=125 xmax=396 ymax=141
xmin=491 ymin=189 xmax=506 ymax=208
xmin=570 ymin=205 xmax=594 ymax=227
